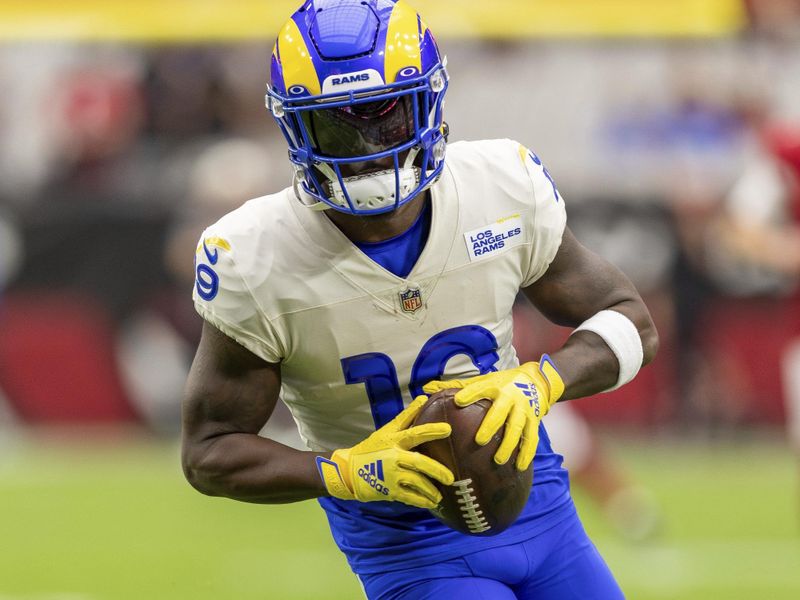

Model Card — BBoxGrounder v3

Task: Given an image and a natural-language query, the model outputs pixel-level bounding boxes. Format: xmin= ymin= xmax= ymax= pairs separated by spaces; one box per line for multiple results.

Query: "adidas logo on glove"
xmin=515 ymin=382 xmax=541 ymax=416
xmin=357 ymin=460 xmax=390 ymax=496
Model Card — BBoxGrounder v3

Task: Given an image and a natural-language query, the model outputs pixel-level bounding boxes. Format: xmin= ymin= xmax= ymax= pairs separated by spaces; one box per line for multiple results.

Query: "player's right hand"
xmin=316 ymin=395 xmax=454 ymax=509
xmin=423 ymin=356 xmax=565 ymax=472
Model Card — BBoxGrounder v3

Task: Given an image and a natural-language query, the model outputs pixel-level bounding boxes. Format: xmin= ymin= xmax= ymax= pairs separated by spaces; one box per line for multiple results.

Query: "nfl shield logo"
xmin=400 ymin=288 xmax=423 ymax=313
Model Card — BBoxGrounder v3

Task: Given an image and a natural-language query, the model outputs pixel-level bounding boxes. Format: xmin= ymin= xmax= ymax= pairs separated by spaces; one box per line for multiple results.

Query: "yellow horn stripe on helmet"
xmin=277 ymin=17 xmax=321 ymax=95
xmin=420 ymin=18 xmax=429 ymax=38
xmin=384 ymin=0 xmax=422 ymax=84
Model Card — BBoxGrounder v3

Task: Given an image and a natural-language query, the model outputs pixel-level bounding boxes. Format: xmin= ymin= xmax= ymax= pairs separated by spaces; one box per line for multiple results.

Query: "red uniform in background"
xmin=763 ymin=124 xmax=800 ymax=451
xmin=763 ymin=124 xmax=800 ymax=224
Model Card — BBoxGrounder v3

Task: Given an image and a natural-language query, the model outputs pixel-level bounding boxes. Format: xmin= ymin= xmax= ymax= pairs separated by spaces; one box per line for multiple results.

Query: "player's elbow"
xmin=181 ymin=442 xmax=224 ymax=497
xmin=612 ymin=298 xmax=659 ymax=366
xmin=182 ymin=458 xmax=218 ymax=497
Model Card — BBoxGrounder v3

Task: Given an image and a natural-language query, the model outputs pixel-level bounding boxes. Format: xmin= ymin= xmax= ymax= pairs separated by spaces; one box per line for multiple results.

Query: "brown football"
xmin=413 ymin=388 xmax=533 ymax=536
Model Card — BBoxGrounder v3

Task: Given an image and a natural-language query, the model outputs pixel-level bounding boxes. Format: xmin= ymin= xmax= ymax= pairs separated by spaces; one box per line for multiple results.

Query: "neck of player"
xmin=325 ymin=191 xmax=430 ymax=244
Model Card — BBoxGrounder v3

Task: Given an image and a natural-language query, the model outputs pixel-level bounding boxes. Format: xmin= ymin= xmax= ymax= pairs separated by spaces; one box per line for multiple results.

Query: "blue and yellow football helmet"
xmin=266 ymin=0 xmax=449 ymax=215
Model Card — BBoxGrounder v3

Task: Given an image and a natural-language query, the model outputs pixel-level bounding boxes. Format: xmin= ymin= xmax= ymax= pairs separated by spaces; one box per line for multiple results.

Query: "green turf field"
xmin=0 ymin=431 xmax=797 ymax=599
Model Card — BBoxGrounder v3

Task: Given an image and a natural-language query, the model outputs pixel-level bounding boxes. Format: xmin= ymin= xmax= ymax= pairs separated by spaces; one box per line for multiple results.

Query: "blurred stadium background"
xmin=1 ymin=0 xmax=799 ymax=598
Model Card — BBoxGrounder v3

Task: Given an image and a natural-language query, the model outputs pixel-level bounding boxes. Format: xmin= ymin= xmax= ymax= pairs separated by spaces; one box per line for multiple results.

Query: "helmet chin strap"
xmin=311 ymin=148 xmax=422 ymax=213
xmin=293 ymin=175 xmax=329 ymax=212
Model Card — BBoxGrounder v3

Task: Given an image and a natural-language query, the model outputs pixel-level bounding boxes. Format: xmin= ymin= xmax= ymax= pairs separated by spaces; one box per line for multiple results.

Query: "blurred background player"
xmin=708 ymin=89 xmax=800 ymax=500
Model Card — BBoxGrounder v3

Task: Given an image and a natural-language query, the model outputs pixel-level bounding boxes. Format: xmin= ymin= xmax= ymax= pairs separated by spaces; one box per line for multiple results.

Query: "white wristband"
xmin=571 ymin=310 xmax=643 ymax=391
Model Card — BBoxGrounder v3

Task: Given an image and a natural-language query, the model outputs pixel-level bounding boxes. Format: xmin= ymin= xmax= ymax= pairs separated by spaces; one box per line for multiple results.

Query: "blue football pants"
xmin=359 ymin=511 xmax=624 ymax=599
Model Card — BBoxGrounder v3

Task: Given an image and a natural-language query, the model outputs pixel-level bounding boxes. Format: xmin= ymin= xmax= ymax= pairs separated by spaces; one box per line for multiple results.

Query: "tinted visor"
xmin=300 ymin=94 xmax=416 ymax=159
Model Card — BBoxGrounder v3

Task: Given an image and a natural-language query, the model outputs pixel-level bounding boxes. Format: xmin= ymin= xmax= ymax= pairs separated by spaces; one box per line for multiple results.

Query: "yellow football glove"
xmin=422 ymin=355 xmax=565 ymax=471
xmin=316 ymin=395 xmax=455 ymax=510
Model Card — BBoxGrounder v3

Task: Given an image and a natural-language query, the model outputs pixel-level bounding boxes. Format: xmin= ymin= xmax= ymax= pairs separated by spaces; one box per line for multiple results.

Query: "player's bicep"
xmin=522 ymin=227 xmax=642 ymax=328
xmin=183 ymin=321 xmax=281 ymax=445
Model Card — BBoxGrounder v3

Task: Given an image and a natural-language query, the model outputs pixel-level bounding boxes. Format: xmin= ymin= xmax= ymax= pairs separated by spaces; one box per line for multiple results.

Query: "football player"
xmin=182 ymin=1 xmax=658 ymax=598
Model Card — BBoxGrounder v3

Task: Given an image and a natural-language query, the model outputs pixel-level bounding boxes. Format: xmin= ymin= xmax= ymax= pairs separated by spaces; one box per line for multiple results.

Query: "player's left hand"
xmin=423 ymin=356 xmax=565 ymax=471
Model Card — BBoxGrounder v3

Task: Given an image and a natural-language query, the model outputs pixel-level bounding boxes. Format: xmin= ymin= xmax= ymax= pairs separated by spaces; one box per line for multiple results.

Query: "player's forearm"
xmin=549 ymin=299 xmax=658 ymax=401
xmin=522 ymin=228 xmax=658 ymax=400
xmin=182 ymin=433 xmax=328 ymax=504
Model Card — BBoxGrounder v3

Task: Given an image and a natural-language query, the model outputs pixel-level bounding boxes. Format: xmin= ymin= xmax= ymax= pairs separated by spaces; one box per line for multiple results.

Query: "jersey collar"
xmin=289 ymin=163 xmax=460 ymax=297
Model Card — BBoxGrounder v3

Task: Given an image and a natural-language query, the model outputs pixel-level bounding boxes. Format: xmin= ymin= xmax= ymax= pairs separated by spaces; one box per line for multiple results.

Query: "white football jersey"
xmin=193 ymin=139 xmax=566 ymax=452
